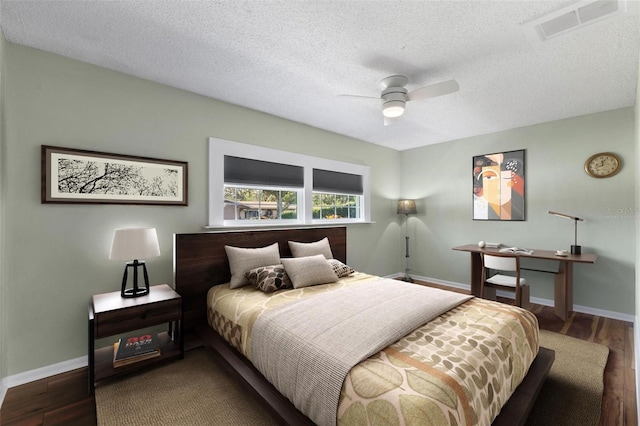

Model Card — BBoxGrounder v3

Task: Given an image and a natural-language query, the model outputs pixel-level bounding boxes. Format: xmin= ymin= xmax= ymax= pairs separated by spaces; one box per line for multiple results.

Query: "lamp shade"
xmin=397 ymin=199 xmax=417 ymax=215
xmin=109 ymin=228 xmax=161 ymax=261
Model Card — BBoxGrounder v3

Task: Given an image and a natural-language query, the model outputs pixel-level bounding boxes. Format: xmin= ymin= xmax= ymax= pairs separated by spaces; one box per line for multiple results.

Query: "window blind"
xmin=313 ymin=168 xmax=363 ymax=195
xmin=224 ymin=156 xmax=304 ymax=187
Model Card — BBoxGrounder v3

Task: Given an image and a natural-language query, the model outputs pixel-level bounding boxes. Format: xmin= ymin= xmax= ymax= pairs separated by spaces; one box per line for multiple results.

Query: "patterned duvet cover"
xmin=206 ymin=272 xmax=539 ymax=426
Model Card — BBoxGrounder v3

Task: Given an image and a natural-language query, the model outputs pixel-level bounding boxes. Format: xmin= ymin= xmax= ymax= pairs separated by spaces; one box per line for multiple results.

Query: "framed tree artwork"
xmin=472 ymin=149 xmax=525 ymax=220
xmin=41 ymin=145 xmax=188 ymax=205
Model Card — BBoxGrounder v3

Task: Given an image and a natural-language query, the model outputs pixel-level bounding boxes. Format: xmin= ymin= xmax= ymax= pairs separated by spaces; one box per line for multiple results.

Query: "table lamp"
xmin=397 ymin=199 xmax=417 ymax=282
xmin=109 ymin=228 xmax=161 ymax=298
xmin=548 ymin=211 xmax=583 ymax=254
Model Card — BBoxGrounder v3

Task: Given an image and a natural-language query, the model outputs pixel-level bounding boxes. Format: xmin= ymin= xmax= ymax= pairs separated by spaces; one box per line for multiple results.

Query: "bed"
xmin=173 ymin=226 xmax=554 ymax=426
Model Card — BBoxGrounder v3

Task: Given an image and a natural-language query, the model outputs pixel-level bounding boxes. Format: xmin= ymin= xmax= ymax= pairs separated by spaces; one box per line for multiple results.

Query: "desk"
xmin=452 ymin=244 xmax=597 ymax=320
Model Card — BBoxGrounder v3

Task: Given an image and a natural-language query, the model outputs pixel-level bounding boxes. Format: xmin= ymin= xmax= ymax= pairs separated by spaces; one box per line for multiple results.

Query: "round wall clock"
xmin=584 ymin=152 xmax=621 ymax=178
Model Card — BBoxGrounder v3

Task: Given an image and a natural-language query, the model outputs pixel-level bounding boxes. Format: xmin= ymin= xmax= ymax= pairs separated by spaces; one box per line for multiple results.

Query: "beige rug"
xmin=526 ymin=330 xmax=609 ymax=426
xmin=95 ymin=349 xmax=278 ymax=426
xmin=95 ymin=330 xmax=609 ymax=426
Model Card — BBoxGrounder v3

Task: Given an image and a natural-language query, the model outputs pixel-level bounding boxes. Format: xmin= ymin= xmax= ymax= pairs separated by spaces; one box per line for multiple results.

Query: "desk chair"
xmin=481 ymin=252 xmax=529 ymax=308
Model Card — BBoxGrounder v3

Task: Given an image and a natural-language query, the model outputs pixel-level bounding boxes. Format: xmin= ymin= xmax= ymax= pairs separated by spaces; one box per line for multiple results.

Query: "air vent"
xmin=522 ymin=0 xmax=637 ymax=46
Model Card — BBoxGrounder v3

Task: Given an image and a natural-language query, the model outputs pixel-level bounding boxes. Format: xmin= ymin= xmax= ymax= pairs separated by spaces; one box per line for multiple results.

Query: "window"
xmin=222 ymin=155 xmax=302 ymax=223
xmin=224 ymin=187 xmax=299 ymax=221
xmin=312 ymin=168 xmax=363 ymax=221
xmin=313 ymin=193 xmax=360 ymax=220
xmin=208 ymin=138 xmax=371 ymax=227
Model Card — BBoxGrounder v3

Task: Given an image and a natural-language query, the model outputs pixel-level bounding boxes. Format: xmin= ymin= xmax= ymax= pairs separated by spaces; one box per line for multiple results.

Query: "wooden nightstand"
xmin=88 ymin=284 xmax=183 ymax=391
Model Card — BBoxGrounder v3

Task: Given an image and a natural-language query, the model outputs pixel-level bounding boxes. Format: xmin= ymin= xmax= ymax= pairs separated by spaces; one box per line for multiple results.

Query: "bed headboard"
xmin=173 ymin=226 xmax=347 ymax=335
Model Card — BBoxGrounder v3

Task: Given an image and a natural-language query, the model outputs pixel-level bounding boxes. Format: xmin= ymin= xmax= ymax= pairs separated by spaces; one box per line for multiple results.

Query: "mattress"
xmin=206 ymin=272 xmax=539 ymax=425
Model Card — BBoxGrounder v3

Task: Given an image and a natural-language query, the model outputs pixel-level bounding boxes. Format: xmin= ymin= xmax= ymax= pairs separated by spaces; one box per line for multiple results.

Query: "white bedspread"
xmin=250 ymin=278 xmax=472 ymax=426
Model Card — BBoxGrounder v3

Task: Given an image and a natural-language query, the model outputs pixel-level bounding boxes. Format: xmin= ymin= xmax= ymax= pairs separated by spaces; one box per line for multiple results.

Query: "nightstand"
xmin=88 ymin=284 xmax=183 ymax=391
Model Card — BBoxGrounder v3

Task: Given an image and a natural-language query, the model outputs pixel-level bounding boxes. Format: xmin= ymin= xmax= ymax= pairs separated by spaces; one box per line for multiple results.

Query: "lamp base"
xmin=571 ymin=245 xmax=581 ymax=255
xmin=403 ymin=274 xmax=414 ymax=283
xmin=120 ymin=260 xmax=151 ymax=298
xmin=121 ymin=287 xmax=150 ymax=298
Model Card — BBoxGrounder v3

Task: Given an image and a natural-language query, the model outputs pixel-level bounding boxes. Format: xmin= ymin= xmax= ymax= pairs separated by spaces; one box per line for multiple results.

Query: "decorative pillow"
xmin=281 ymin=254 xmax=338 ymax=289
xmin=288 ymin=237 xmax=333 ymax=259
xmin=328 ymin=259 xmax=355 ymax=278
xmin=225 ymin=243 xmax=281 ymax=289
xmin=246 ymin=264 xmax=292 ymax=292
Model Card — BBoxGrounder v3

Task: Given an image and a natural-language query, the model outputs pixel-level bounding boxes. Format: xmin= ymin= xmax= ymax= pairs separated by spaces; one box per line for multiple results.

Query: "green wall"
xmin=400 ymin=108 xmax=636 ymax=314
xmin=3 ymin=42 xmax=401 ymax=375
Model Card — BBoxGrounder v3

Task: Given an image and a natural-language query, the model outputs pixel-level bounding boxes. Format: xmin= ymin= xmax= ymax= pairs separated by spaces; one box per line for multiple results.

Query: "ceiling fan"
xmin=341 ymin=75 xmax=459 ymax=125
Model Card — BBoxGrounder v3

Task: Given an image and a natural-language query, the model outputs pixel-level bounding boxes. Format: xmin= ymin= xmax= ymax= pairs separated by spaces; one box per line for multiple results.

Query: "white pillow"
xmin=288 ymin=237 xmax=333 ymax=259
xmin=225 ymin=243 xmax=281 ymax=289
xmin=281 ymin=254 xmax=338 ymax=289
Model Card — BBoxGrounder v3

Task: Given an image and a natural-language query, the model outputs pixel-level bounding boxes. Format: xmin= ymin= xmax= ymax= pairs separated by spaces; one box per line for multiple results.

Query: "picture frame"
xmin=41 ymin=145 xmax=188 ymax=205
xmin=472 ymin=149 xmax=525 ymax=221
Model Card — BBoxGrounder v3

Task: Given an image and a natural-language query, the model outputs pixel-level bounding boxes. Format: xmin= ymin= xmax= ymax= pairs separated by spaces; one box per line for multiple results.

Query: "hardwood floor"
xmin=0 ymin=284 xmax=636 ymax=425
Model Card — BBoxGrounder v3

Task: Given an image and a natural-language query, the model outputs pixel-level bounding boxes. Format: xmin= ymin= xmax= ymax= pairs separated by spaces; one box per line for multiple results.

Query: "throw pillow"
xmin=281 ymin=254 xmax=338 ymax=289
xmin=288 ymin=237 xmax=333 ymax=259
xmin=225 ymin=243 xmax=280 ymax=289
xmin=328 ymin=259 xmax=355 ymax=278
xmin=246 ymin=264 xmax=292 ymax=292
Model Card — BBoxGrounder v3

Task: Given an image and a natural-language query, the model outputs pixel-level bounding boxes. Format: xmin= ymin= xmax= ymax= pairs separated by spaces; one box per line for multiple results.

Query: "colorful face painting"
xmin=473 ymin=149 xmax=525 ymax=220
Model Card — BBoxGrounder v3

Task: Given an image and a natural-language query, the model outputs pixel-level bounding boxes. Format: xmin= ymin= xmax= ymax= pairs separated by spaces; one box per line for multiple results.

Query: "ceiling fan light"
xmin=383 ymin=100 xmax=405 ymax=118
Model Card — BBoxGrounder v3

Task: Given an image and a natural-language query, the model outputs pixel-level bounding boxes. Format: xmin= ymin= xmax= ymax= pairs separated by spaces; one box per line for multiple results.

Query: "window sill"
xmin=203 ymin=221 xmax=375 ymax=231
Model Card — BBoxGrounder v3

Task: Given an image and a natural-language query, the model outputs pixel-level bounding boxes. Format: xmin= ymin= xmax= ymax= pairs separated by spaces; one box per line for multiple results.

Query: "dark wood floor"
xmin=0 ymin=283 xmax=636 ymax=425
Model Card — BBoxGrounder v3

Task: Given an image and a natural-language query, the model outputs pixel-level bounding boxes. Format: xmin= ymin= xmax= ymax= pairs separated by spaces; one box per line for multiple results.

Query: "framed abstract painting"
xmin=472 ymin=149 xmax=525 ymax=221
xmin=41 ymin=145 xmax=188 ymax=205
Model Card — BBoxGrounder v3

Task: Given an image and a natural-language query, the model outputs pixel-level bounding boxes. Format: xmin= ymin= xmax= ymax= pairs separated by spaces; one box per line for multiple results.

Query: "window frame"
xmin=208 ymin=138 xmax=371 ymax=228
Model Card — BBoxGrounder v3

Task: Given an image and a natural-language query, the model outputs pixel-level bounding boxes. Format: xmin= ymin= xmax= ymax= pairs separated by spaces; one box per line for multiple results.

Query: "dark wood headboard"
xmin=173 ymin=226 xmax=347 ymax=335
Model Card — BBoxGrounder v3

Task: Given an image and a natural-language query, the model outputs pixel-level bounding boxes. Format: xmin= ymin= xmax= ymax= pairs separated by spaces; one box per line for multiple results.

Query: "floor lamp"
xmin=397 ymin=199 xmax=417 ymax=282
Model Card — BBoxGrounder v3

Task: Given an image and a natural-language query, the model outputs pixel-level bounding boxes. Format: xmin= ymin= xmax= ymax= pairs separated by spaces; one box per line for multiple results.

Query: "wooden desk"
xmin=452 ymin=244 xmax=597 ymax=321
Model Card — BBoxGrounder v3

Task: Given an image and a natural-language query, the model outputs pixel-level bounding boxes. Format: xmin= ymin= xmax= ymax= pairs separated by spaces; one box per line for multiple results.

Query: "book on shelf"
xmin=113 ymin=333 xmax=160 ymax=367
xmin=112 ymin=341 xmax=161 ymax=367
xmin=114 ymin=333 xmax=160 ymax=360
xmin=484 ymin=242 xmax=502 ymax=248
xmin=499 ymin=246 xmax=533 ymax=255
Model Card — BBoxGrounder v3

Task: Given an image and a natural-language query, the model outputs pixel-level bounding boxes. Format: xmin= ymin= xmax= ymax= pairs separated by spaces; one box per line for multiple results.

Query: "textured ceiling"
xmin=1 ymin=1 xmax=638 ymax=151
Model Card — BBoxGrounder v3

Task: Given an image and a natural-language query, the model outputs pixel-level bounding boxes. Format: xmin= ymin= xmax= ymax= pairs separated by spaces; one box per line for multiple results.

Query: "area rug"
xmin=526 ymin=329 xmax=609 ymax=426
xmin=95 ymin=349 xmax=278 ymax=426
xmin=95 ymin=330 xmax=609 ymax=426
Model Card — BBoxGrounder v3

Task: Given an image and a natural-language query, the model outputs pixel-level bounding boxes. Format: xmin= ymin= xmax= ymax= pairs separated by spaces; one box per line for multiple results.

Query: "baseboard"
xmin=390 ymin=272 xmax=635 ymax=323
xmin=5 ymin=356 xmax=87 ymax=389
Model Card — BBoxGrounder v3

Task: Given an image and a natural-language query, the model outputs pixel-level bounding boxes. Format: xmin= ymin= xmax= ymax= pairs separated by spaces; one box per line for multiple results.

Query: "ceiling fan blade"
xmin=407 ymin=79 xmax=459 ymax=101
xmin=339 ymin=94 xmax=380 ymax=101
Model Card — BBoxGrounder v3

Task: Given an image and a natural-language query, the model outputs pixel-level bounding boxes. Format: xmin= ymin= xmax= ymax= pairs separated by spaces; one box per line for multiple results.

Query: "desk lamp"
xmin=548 ymin=211 xmax=583 ymax=254
xmin=397 ymin=199 xmax=417 ymax=282
xmin=109 ymin=228 xmax=161 ymax=298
